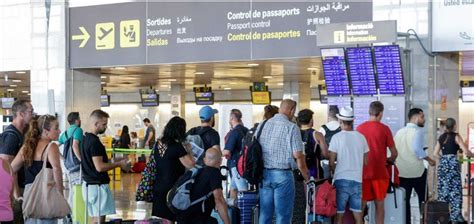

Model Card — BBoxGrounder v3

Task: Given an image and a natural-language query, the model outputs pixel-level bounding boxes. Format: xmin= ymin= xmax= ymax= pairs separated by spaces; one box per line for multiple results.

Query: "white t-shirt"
xmin=319 ymin=121 xmax=340 ymax=136
xmin=329 ymin=130 xmax=369 ymax=183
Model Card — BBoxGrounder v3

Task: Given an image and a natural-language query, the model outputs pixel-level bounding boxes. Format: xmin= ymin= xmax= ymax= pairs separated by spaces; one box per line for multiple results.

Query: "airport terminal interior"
xmin=1 ymin=0 xmax=474 ymax=223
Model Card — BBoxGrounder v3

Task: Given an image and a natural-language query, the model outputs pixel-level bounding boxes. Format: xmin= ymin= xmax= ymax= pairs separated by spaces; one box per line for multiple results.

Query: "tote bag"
xmin=136 ymin=142 xmax=161 ymax=202
xmin=23 ymin=142 xmax=71 ymax=218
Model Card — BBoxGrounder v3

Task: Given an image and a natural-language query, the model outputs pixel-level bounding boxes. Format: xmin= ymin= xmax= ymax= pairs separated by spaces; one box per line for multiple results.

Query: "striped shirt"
xmin=256 ymin=114 xmax=303 ymax=169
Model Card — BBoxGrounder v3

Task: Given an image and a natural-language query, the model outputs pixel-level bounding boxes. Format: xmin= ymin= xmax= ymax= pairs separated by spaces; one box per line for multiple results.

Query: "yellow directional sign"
xmin=96 ymin=22 xmax=115 ymax=50
xmin=71 ymin=26 xmax=90 ymax=48
xmin=120 ymin=20 xmax=140 ymax=48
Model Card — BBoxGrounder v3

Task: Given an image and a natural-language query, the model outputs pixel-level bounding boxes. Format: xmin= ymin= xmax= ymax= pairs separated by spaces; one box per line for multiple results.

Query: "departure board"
xmin=346 ymin=47 xmax=377 ymax=95
xmin=374 ymin=45 xmax=405 ymax=94
xmin=321 ymin=48 xmax=350 ymax=96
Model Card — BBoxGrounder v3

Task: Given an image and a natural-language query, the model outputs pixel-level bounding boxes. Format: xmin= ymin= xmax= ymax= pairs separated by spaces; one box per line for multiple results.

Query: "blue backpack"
xmin=63 ymin=128 xmax=81 ymax=172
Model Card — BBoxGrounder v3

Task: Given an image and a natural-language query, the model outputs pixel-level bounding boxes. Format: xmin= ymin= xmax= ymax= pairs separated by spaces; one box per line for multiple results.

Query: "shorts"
xmin=82 ymin=183 xmax=116 ymax=217
xmin=230 ymin=167 xmax=248 ymax=191
xmin=362 ymin=179 xmax=389 ymax=201
xmin=334 ymin=179 xmax=362 ymax=213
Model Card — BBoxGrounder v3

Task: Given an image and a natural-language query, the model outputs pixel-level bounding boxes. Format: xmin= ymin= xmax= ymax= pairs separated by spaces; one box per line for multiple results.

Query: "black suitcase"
xmin=423 ymin=201 xmax=450 ymax=224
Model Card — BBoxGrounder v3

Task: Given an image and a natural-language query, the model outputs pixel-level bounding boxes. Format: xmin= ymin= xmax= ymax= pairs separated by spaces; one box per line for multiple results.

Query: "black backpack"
xmin=322 ymin=125 xmax=341 ymax=146
xmin=301 ymin=129 xmax=317 ymax=167
xmin=236 ymin=120 xmax=267 ymax=185
xmin=63 ymin=128 xmax=81 ymax=172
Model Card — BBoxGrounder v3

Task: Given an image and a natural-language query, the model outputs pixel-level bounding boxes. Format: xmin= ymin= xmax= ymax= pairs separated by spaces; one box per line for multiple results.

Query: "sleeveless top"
xmin=25 ymin=145 xmax=52 ymax=185
xmin=439 ymin=132 xmax=460 ymax=155
xmin=0 ymin=159 xmax=13 ymax=221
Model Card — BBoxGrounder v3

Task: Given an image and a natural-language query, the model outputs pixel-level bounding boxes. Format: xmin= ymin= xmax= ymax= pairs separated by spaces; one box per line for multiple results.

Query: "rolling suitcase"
xmin=306 ymin=177 xmax=331 ymax=224
xmin=237 ymin=191 xmax=259 ymax=224
xmin=368 ymin=165 xmax=406 ymax=224
xmin=423 ymin=168 xmax=449 ymax=224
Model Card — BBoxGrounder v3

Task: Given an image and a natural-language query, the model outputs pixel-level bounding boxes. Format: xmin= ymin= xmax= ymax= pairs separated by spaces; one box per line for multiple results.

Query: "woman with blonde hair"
xmin=11 ymin=115 xmax=64 ymax=224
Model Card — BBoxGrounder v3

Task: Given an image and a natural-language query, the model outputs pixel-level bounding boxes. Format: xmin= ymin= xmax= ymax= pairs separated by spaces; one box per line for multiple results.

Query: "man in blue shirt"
xmin=58 ymin=112 xmax=85 ymax=224
xmin=222 ymin=109 xmax=248 ymax=204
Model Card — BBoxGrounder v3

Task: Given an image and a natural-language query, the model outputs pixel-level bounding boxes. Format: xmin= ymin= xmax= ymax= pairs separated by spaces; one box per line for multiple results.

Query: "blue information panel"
xmin=346 ymin=47 xmax=377 ymax=95
xmin=321 ymin=48 xmax=350 ymax=96
xmin=374 ymin=45 xmax=405 ymax=94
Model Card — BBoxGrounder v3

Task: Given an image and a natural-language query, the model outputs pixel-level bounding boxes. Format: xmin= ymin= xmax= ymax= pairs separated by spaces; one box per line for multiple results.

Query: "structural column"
xmin=282 ymin=80 xmax=311 ymax=111
xmin=170 ymin=83 xmax=186 ymax=118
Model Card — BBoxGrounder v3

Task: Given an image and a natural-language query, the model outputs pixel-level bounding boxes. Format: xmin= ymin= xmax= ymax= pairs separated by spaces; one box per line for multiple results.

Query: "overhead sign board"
xmin=316 ymin=20 xmax=397 ymax=47
xmin=432 ymin=1 xmax=474 ymax=52
xmin=69 ymin=1 xmax=372 ymax=68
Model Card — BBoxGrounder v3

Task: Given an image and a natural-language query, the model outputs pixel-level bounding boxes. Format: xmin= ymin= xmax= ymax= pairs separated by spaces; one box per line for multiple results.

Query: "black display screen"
xmin=321 ymin=48 xmax=350 ymax=96
xmin=346 ymin=47 xmax=377 ymax=95
xmin=374 ymin=45 xmax=405 ymax=95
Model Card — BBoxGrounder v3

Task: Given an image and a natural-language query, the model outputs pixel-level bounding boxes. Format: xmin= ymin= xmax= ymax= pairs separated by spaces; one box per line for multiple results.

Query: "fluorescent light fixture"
xmin=248 ymin=63 xmax=259 ymax=67
xmin=194 ymin=72 xmax=205 ymax=75
xmin=263 ymin=76 xmax=273 ymax=79
xmin=277 ymin=83 xmax=284 ymax=86
xmin=12 ymin=80 xmax=22 ymax=83
xmin=114 ymin=67 xmax=126 ymax=70
xmin=224 ymin=87 xmax=232 ymax=90
xmin=27 ymin=93 xmax=31 ymax=96
xmin=307 ymin=67 xmax=319 ymax=71
xmin=168 ymin=79 xmax=177 ymax=82
xmin=100 ymin=76 xmax=107 ymax=79
xmin=15 ymin=71 xmax=26 ymax=74
xmin=22 ymin=91 xmax=29 ymax=93
xmin=160 ymin=85 xmax=169 ymax=88
xmin=7 ymin=89 xmax=14 ymax=92
xmin=9 ymin=85 xmax=17 ymax=87
xmin=101 ymin=82 xmax=106 ymax=85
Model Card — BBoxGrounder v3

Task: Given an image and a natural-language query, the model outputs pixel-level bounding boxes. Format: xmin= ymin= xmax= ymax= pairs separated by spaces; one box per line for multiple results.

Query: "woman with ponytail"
xmin=434 ymin=118 xmax=472 ymax=223
xmin=11 ymin=115 xmax=63 ymax=224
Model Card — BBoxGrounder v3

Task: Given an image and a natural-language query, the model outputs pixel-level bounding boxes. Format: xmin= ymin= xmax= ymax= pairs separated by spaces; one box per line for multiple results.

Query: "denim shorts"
xmin=230 ymin=167 xmax=248 ymax=191
xmin=334 ymin=179 xmax=362 ymax=213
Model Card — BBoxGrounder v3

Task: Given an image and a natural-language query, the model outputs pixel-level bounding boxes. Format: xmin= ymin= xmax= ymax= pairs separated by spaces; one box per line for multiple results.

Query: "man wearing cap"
xmin=329 ymin=106 xmax=369 ymax=224
xmin=187 ymin=106 xmax=221 ymax=152
xmin=356 ymin=101 xmax=398 ymax=224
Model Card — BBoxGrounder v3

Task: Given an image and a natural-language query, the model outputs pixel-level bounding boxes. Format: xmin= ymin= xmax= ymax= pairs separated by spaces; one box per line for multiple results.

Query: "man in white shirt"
xmin=329 ymin=106 xmax=369 ymax=224
xmin=319 ymin=105 xmax=342 ymax=178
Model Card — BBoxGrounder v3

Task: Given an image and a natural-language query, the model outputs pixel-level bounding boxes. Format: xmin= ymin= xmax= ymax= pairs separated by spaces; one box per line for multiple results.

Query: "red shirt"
xmin=357 ymin=121 xmax=395 ymax=180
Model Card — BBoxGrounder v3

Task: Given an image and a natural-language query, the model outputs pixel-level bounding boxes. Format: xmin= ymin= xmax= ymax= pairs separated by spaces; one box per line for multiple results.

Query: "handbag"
xmin=136 ymin=142 xmax=161 ymax=202
xmin=22 ymin=142 xmax=71 ymax=218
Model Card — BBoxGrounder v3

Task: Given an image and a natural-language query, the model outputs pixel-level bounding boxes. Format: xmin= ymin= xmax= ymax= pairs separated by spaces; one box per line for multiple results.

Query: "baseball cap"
xmin=199 ymin=106 xmax=218 ymax=120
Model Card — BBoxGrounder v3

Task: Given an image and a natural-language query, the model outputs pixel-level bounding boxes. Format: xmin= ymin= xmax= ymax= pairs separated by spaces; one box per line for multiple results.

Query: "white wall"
xmin=0 ymin=0 xmax=32 ymax=71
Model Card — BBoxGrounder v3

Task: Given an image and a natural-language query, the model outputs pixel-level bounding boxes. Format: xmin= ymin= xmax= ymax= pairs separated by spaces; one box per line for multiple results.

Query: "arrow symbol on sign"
xmin=72 ymin=26 xmax=90 ymax=48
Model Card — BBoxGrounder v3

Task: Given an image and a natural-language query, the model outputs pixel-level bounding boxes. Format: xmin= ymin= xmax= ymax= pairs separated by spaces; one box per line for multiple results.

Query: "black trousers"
xmin=399 ymin=169 xmax=427 ymax=224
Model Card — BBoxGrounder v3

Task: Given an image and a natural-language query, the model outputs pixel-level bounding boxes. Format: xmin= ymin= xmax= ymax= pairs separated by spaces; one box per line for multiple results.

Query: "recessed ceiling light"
xmin=194 ymin=72 xmax=205 ymax=75
xmin=22 ymin=91 xmax=29 ymax=93
xmin=168 ymin=79 xmax=177 ymax=82
xmin=27 ymin=93 xmax=31 ymax=96
xmin=9 ymin=85 xmax=17 ymax=87
xmin=224 ymin=87 xmax=232 ymax=90
xmin=277 ymin=83 xmax=284 ymax=86
xmin=230 ymin=82 xmax=237 ymax=85
xmin=7 ymin=89 xmax=14 ymax=92
xmin=114 ymin=67 xmax=126 ymax=70
xmin=248 ymin=63 xmax=259 ymax=67
xmin=16 ymin=71 xmax=26 ymax=74
xmin=12 ymin=80 xmax=22 ymax=83
xmin=160 ymin=85 xmax=169 ymax=88
xmin=101 ymin=82 xmax=106 ymax=85
xmin=263 ymin=76 xmax=273 ymax=79
xmin=100 ymin=76 xmax=107 ymax=79
xmin=307 ymin=67 xmax=319 ymax=71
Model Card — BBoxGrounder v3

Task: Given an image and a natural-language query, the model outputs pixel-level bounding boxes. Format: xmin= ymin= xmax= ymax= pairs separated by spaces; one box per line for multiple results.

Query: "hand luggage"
xmin=306 ymin=178 xmax=331 ymax=224
xmin=237 ymin=191 xmax=259 ymax=224
xmin=368 ymin=165 xmax=406 ymax=224
xmin=423 ymin=167 xmax=449 ymax=224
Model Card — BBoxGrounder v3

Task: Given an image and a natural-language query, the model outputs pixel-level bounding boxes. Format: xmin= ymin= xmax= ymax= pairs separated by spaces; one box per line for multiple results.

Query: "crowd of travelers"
xmin=0 ymin=99 xmax=471 ymax=224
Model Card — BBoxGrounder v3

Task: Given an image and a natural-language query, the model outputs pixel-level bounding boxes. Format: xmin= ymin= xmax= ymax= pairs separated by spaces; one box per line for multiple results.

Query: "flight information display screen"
xmin=346 ymin=47 xmax=377 ymax=95
xmin=374 ymin=45 xmax=405 ymax=94
xmin=321 ymin=48 xmax=350 ymax=96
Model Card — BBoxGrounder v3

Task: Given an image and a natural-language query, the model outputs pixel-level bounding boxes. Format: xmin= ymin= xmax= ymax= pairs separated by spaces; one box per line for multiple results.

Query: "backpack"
xmin=322 ymin=125 xmax=341 ymax=146
xmin=0 ymin=129 xmax=23 ymax=153
xmin=301 ymin=129 xmax=317 ymax=168
xmin=314 ymin=180 xmax=337 ymax=217
xmin=62 ymin=128 xmax=81 ymax=173
xmin=167 ymin=167 xmax=213 ymax=214
xmin=236 ymin=120 xmax=268 ymax=185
